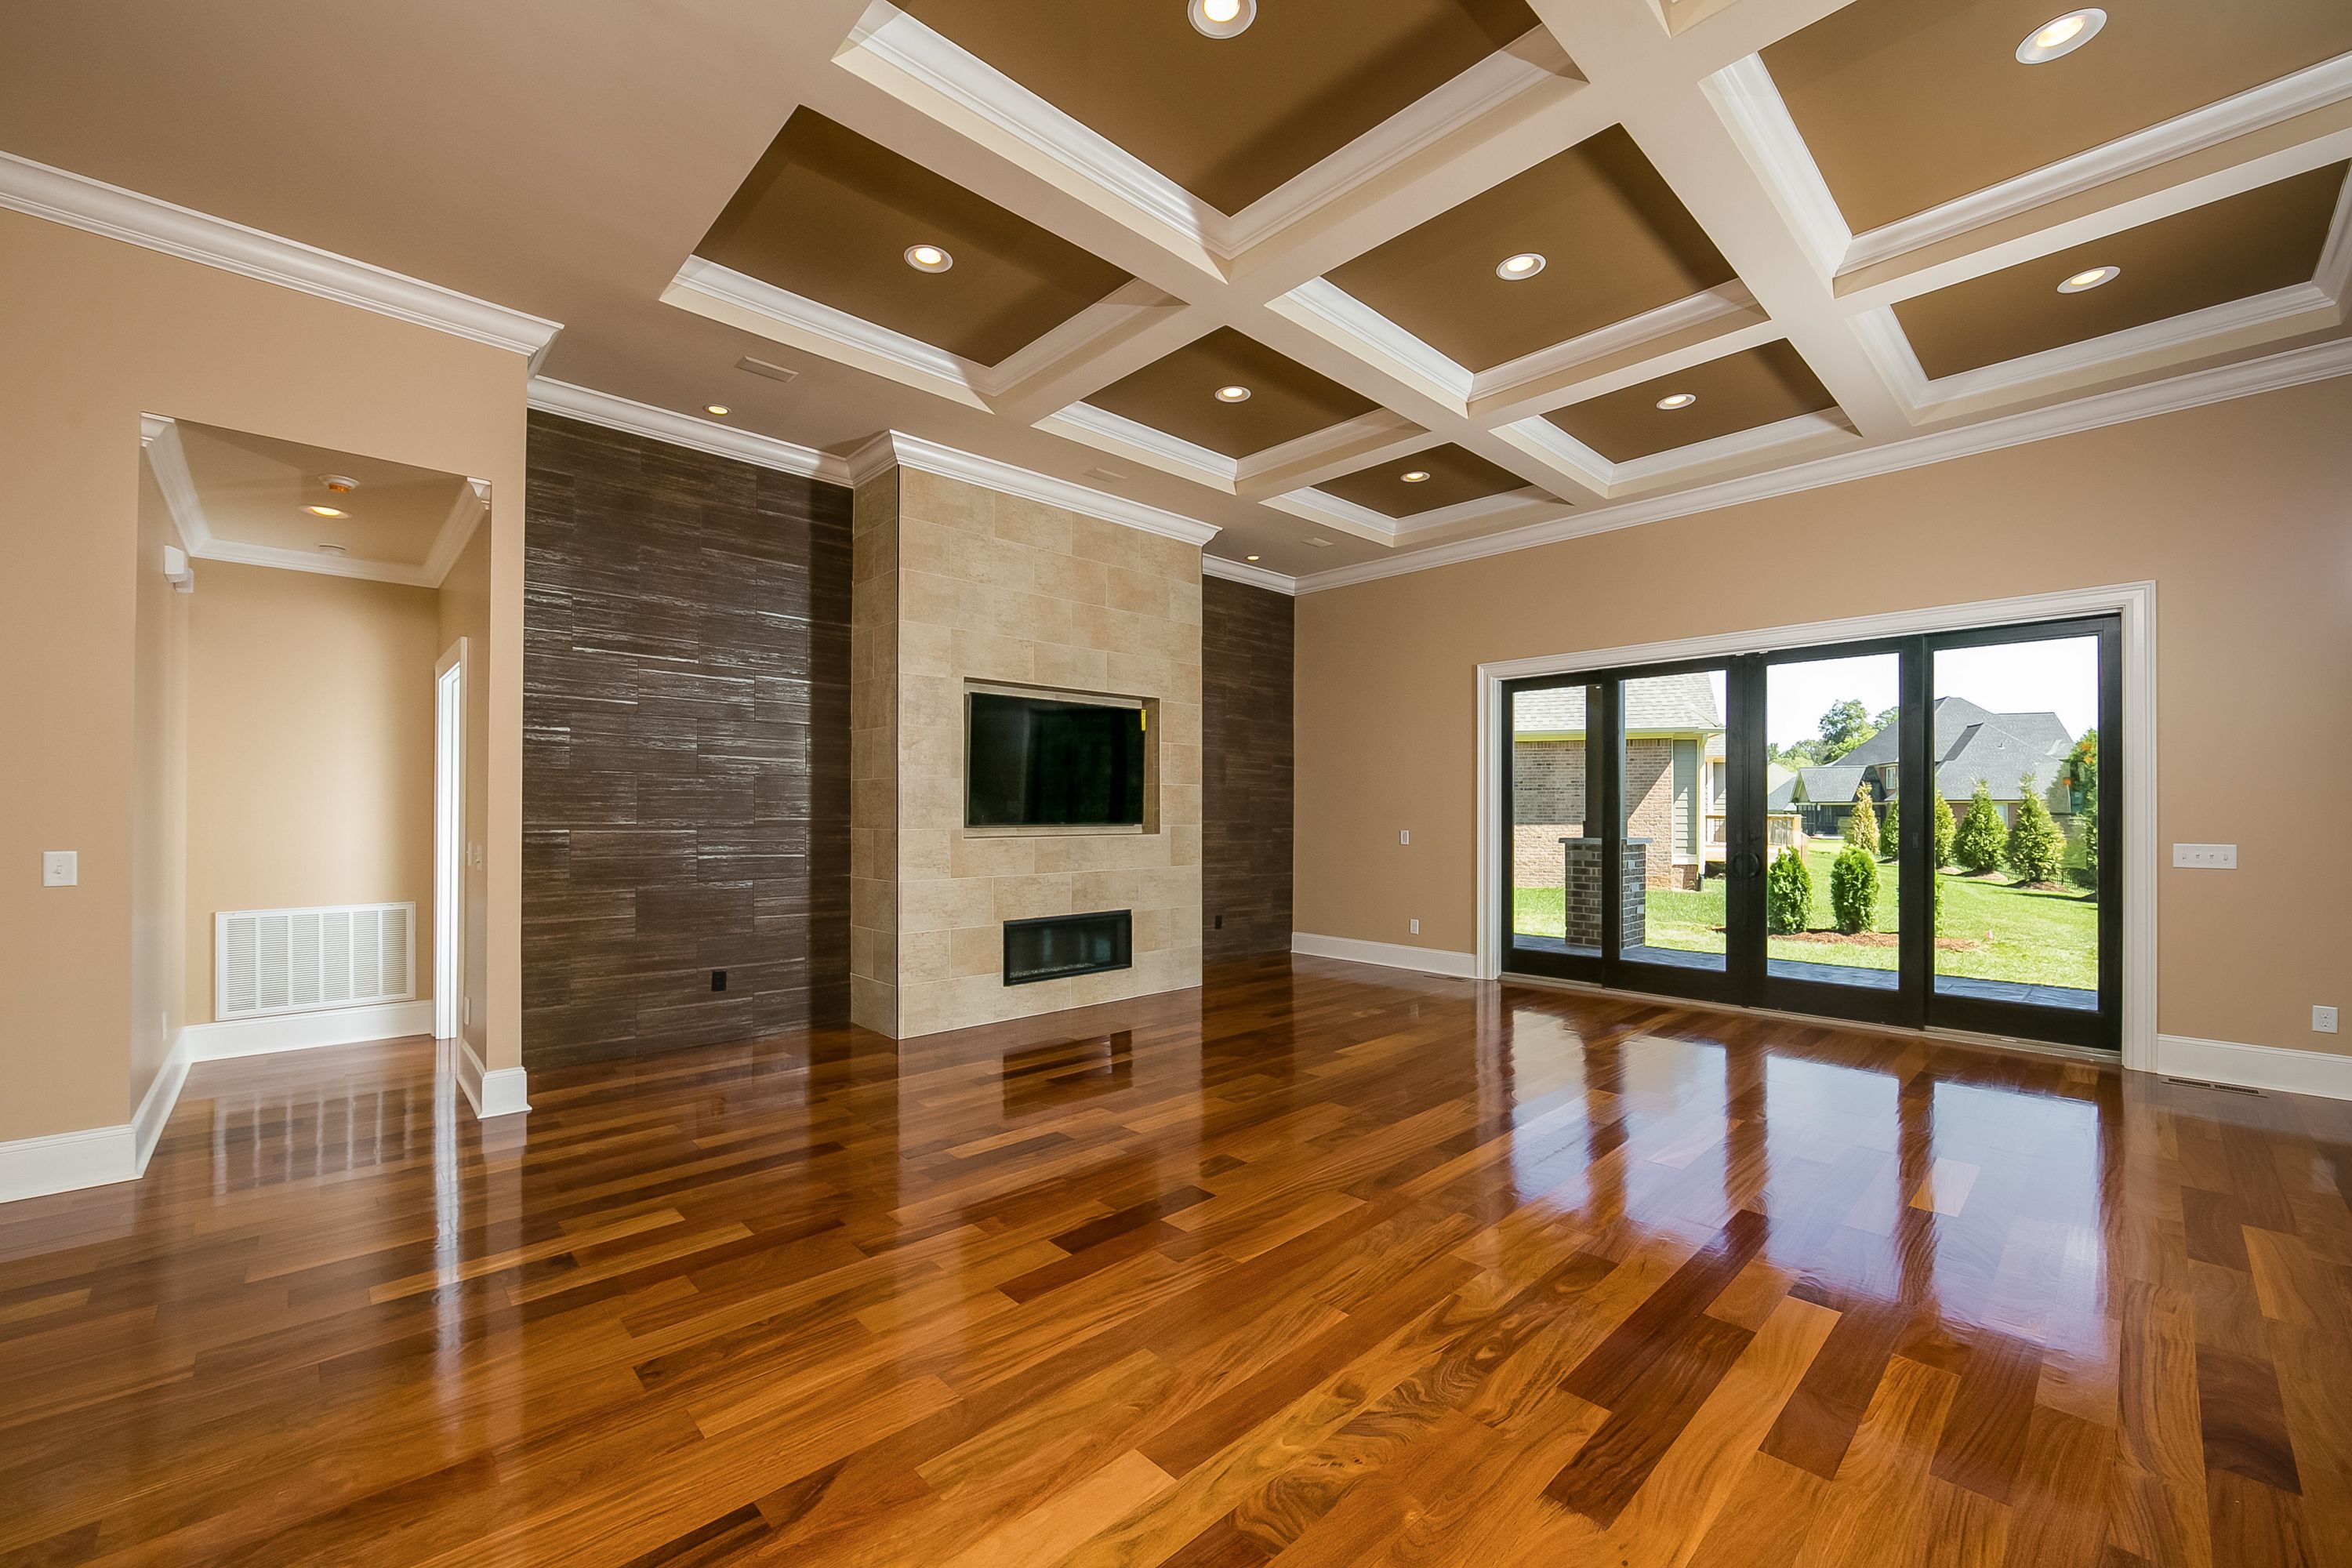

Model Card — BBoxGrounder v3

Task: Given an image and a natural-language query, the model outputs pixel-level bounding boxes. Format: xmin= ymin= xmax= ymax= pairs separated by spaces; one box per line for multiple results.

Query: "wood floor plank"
xmin=0 ymin=956 xmax=2343 ymax=1566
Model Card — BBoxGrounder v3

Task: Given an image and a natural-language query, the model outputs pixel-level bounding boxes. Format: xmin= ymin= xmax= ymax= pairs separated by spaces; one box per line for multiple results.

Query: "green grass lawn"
xmin=1514 ymin=845 xmax=2098 ymax=990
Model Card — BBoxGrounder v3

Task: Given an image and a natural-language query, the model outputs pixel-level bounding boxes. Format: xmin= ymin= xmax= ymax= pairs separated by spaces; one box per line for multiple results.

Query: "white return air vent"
xmin=214 ymin=902 xmax=415 ymax=1022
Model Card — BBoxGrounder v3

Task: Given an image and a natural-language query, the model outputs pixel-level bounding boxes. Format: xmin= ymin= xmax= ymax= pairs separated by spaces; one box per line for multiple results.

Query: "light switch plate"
xmin=1398 ymin=829 xmax=1410 ymax=845
xmin=42 ymin=850 xmax=77 ymax=887
xmin=2171 ymin=844 xmax=2237 ymax=869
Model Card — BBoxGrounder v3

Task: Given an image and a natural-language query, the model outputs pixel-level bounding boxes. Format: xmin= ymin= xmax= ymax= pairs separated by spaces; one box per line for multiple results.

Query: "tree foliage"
xmin=1845 ymin=782 xmax=1880 ymax=858
xmin=1881 ymin=797 xmax=1900 ymax=862
xmin=1932 ymin=791 xmax=1957 ymax=869
xmin=1829 ymin=844 xmax=1879 ymax=935
xmin=2005 ymin=773 xmax=2068 ymax=884
xmin=1954 ymin=780 xmax=2006 ymax=875
xmin=1818 ymin=699 xmax=1875 ymax=761
xmin=1766 ymin=848 xmax=1813 ymax=935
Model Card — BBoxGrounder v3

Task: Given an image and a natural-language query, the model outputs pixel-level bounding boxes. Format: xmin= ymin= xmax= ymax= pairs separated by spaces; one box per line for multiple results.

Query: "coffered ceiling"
xmin=2 ymin=0 xmax=2348 ymax=589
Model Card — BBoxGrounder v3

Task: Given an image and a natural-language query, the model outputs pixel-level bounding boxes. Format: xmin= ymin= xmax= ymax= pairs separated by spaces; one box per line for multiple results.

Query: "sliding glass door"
xmin=1501 ymin=615 xmax=2118 ymax=1051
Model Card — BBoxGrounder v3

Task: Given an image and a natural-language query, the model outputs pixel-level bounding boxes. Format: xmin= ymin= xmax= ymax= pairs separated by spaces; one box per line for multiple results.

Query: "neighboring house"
xmin=1512 ymin=674 xmax=1722 ymax=890
xmin=1784 ymin=696 xmax=2074 ymax=837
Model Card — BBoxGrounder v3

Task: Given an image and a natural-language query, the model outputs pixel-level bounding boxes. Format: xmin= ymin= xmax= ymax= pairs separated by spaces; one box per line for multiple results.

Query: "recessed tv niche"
xmin=965 ymin=685 xmax=1154 ymax=832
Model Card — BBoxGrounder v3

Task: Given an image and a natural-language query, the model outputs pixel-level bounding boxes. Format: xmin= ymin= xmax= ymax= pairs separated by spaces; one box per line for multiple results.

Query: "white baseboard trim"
xmin=2154 ymin=1033 xmax=2352 ymax=1101
xmin=131 ymin=1030 xmax=193 ymax=1178
xmin=456 ymin=1036 xmax=531 ymax=1119
xmin=1292 ymin=932 xmax=1481 ymax=979
xmin=182 ymin=999 xmax=434 ymax=1062
xmin=0 ymin=1123 xmax=136 ymax=1205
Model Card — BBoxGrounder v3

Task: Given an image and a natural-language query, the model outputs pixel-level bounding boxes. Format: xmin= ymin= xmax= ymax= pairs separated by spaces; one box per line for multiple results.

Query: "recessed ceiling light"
xmin=705 ymin=404 xmax=731 ymax=416
xmin=1245 ymin=554 xmax=1261 ymax=561
xmin=1654 ymin=393 xmax=1698 ymax=411
xmin=2016 ymin=8 xmax=2104 ymax=63
xmin=1214 ymin=384 xmax=1252 ymax=403
xmin=1400 ymin=470 xmax=1432 ymax=483
xmin=903 ymin=244 xmax=953 ymax=273
xmin=1496 ymin=252 xmax=1547 ymax=281
xmin=2056 ymin=264 xmax=2121 ymax=293
xmin=1188 ymin=0 xmax=1255 ymax=39
xmin=303 ymin=504 xmax=348 ymax=518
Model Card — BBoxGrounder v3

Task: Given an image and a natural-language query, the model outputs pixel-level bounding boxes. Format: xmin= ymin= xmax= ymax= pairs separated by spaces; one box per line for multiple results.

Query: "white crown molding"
xmin=1467 ymin=283 xmax=1763 ymax=405
xmin=1201 ymin=554 xmax=1299 ymax=594
xmin=1298 ymin=336 xmax=2352 ymax=592
xmin=1276 ymin=278 xmax=1475 ymax=407
xmin=664 ymin=256 xmax=989 ymax=410
xmin=1606 ymin=408 xmax=1860 ymax=486
xmin=1846 ymin=55 xmax=2352 ymax=274
xmin=419 ymin=478 xmax=493 ymax=585
xmin=1858 ymin=282 xmax=2343 ymax=418
xmin=854 ymin=430 xmax=1221 ymax=546
xmin=195 ymin=538 xmax=438 ymax=587
xmin=138 ymin=415 xmax=213 ymax=554
xmin=1234 ymin=408 xmax=1423 ymax=487
xmin=839 ymin=2 xmax=1577 ymax=264
xmin=985 ymin=278 xmax=1181 ymax=395
xmin=1039 ymin=401 xmax=1241 ymax=488
xmin=2314 ymin=164 xmax=2352 ymax=304
xmin=528 ymin=377 xmax=851 ymax=485
xmin=1264 ymin=486 xmax=1403 ymax=543
xmin=0 ymin=150 xmax=560 ymax=358
xmin=1271 ymin=483 xmax=1567 ymax=544
xmin=1702 ymin=55 xmax=1851 ymax=281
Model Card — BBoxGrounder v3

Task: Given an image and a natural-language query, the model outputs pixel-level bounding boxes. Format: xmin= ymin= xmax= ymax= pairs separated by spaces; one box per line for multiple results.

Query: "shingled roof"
xmin=1514 ymin=672 xmax=1722 ymax=735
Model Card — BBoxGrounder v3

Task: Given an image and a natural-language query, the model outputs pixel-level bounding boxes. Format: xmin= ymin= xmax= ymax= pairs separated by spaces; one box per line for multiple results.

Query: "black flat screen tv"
xmin=965 ymin=691 xmax=1147 ymax=828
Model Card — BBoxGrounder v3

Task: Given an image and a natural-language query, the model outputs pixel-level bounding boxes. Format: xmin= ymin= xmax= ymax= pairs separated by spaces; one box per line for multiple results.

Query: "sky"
xmin=1764 ymin=636 xmax=2099 ymax=748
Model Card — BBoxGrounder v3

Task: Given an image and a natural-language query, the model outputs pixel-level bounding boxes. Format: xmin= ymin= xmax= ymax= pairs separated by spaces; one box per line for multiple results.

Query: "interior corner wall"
xmin=1203 ymin=576 xmax=1294 ymax=962
xmin=520 ymin=411 xmax=854 ymax=1069
xmin=438 ymin=521 xmax=493 ymax=1064
xmin=181 ymin=563 xmax=441 ymax=1024
xmin=1292 ymin=376 xmax=2352 ymax=1062
xmin=0 ymin=205 xmax=528 ymax=1145
xmin=850 ymin=467 xmax=902 ymax=1036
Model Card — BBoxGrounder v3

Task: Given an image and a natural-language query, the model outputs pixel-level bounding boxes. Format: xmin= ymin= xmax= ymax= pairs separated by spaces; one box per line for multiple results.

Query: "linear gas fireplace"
xmin=1002 ymin=909 xmax=1132 ymax=985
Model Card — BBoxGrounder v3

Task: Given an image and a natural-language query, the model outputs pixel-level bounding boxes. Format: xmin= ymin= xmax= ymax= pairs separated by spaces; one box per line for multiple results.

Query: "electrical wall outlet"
xmin=2318 ymin=1005 xmax=2340 ymax=1035
xmin=1409 ymin=918 xmax=1420 ymax=935
xmin=42 ymin=851 xmax=77 ymax=887
xmin=1399 ymin=829 xmax=1410 ymax=845
xmin=2171 ymin=844 xmax=2237 ymax=868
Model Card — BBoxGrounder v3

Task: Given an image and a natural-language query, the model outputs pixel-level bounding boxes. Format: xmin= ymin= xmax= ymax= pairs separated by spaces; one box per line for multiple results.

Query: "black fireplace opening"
xmin=1003 ymin=909 xmax=1133 ymax=985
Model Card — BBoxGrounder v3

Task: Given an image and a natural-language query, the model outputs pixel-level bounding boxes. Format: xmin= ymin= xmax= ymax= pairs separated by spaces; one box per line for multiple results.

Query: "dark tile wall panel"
xmin=1202 ymin=575 xmax=1294 ymax=962
xmin=524 ymin=411 xmax=852 ymax=1067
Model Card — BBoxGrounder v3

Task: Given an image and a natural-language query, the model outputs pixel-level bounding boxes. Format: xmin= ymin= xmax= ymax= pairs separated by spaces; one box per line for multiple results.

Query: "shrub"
xmin=1954 ymin=781 xmax=2006 ymax=875
xmin=2005 ymin=774 xmax=2067 ymax=884
xmin=1879 ymin=797 xmax=1900 ymax=862
xmin=1766 ymin=848 xmax=1813 ymax=935
xmin=1846 ymin=783 xmax=1880 ymax=859
xmin=1931 ymin=792 xmax=1957 ymax=869
xmin=2071 ymin=782 xmax=2100 ymax=890
xmin=1830 ymin=844 xmax=1879 ymax=935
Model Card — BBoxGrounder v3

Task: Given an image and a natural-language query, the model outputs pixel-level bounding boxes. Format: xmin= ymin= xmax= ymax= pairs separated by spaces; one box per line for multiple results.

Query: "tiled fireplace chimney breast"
xmin=850 ymin=461 xmax=1205 ymax=1039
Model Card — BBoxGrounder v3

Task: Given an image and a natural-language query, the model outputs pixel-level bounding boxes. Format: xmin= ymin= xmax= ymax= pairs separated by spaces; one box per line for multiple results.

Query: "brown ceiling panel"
xmin=1324 ymin=126 xmax=1734 ymax=372
xmin=1765 ymin=0 xmax=2352 ymax=232
xmin=895 ymin=0 xmax=1543 ymax=215
xmin=1087 ymin=328 xmax=1380 ymax=458
xmin=1894 ymin=165 xmax=2347 ymax=380
xmin=697 ymin=109 xmax=1130 ymax=366
xmin=1545 ymin=341 xmax=1838 ymax=463
xmin=1320 ymin=444 xmax=1543 ymax=517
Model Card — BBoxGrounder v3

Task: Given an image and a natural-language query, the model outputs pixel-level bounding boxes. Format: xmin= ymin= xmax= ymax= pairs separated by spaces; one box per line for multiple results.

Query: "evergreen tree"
xmin=1932 ymin=791 xmax=1957 ymax=869
xmin=2006 ymin=772 xmax=2067 ymax=884
xmin=1846 ymin=782 xmax=1880 ymax=858
xmin=1881 ymin=797 xmax=1900 ymax=862
xmin=1830 ymin=844 xmax=1879 ymax=935
xmin=1954 ymin=780 xmax=2005 ymax=875
xmin=1766 ymin=848 xmax=1813 ymax=935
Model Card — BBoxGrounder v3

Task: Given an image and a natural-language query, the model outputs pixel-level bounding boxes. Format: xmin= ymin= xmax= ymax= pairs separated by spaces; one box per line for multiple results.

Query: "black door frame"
xmin=1501 ymin=614 xmax=2120 ymax=1053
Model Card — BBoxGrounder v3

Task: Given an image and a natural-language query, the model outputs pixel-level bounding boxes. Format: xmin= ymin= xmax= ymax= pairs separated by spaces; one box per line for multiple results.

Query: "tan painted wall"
xmin=129 ymin=460 xmax=191 ymax=1113
xmin=0 ymin=207 xmax=527 ymax=1143
xmin=182 ymin=564 xmax=441 ymax=1022
xmin=1295 ymin=378 xmax=2352 ymax=1059
xmin=437 ymin=523 xmax=492 ymax=1060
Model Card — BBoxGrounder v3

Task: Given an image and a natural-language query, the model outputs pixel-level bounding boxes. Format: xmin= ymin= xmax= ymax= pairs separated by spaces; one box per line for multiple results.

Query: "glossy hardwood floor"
xmin=2 ymin=956 xmax=2347 ymax=1566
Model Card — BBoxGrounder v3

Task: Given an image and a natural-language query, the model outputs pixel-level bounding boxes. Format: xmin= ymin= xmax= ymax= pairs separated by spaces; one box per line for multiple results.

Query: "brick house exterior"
xmin=1511 ymin=674 xmax=1721 ymax=893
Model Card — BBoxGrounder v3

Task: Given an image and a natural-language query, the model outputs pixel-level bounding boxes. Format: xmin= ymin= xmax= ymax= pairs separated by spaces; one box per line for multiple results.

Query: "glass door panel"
xmin=1926 ymin=625 xmax=2112 ymax=1041
xmin=1760 ymin=650 xmax=1902 ymax=996
xmin=1506 ymin=680 xmax=1602 ymax=976
xmin=1615 ymin=669 xmax=1730 ymax=979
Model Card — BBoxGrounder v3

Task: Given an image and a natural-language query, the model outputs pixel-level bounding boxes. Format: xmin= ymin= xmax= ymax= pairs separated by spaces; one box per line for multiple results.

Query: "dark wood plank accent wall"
xmin=522 ymin=412 xmax=852 ymax=1067
xmin=1202 ymin=575 xmax=1294 ymax=962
